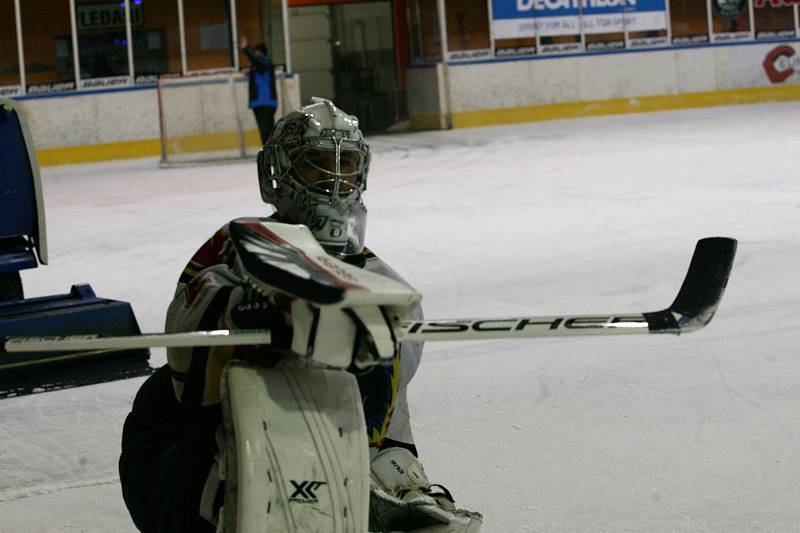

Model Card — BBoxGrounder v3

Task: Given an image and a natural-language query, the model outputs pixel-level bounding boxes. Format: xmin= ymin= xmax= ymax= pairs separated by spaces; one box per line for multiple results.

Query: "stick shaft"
xmin=2 ymin=313 xmax=650 ymax=354
xmin=3 ymin=330 xmax=271 ymax=353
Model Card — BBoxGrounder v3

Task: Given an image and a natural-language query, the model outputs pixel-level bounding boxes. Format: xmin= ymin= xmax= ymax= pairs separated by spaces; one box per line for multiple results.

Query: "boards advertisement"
xmin=491 ymin=0 xmax=668 ymax=39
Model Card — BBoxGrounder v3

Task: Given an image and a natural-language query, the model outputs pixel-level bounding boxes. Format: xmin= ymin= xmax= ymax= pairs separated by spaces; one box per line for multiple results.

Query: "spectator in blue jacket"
xmin=240 ymin=37 xmax=278 ymax=145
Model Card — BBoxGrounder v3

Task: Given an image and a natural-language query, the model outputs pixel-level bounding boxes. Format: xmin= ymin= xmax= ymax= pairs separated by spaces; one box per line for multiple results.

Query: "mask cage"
xmin=288 ymin=137 xmax=369 ymax=199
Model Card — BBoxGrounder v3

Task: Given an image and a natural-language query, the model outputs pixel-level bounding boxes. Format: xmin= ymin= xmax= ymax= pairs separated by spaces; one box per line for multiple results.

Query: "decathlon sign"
xmin=763 ymin=45 xmax=800 ymax=83
xmin=491 ymin=0 xmax=667 ymax=39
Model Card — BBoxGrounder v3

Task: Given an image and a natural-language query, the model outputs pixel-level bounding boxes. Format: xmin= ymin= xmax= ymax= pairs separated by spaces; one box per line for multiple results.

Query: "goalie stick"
xmin=0 ymin=237 xmax=736 ymax=354
xmin=401 ymin=236 xmax=736 ymax=341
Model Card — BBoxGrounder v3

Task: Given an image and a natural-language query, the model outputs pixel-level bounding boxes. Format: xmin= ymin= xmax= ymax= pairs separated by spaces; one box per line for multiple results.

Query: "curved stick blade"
xmin=645 ymin=237 xmax=737 ymax=334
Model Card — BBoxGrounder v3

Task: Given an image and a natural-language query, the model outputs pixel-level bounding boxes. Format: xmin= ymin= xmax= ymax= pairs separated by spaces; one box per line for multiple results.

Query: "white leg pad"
xmin=221 ymin=361 xmax=369 ymax=533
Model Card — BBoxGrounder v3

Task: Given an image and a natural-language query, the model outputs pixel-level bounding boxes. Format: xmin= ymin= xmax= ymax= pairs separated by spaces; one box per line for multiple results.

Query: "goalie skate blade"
xmin=369 ymin=488 xmax=451 ymax=532
xmin=645 ymin=236 xmax=737 ymax=334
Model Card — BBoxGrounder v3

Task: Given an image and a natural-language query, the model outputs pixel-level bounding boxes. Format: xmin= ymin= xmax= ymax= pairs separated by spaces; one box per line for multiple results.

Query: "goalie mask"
xmin=258 ymin=97 xmax=370 ymax=257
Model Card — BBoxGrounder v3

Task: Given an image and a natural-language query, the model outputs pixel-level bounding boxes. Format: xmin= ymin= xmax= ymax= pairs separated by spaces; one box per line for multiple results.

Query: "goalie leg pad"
xmin=221 ymin=361 xmax=370 ymax=533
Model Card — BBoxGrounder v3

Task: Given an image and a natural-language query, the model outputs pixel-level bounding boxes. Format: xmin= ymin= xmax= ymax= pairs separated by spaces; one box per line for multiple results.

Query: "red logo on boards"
xmin=763 ymin=45 xmax=797 ymax=83
xmin=754 ymin=0 xmax=800 ymax=6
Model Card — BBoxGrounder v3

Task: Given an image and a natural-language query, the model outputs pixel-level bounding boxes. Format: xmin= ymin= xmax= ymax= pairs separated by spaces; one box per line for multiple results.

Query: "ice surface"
xmin=2 ymin=102 xmax=799 ymax=532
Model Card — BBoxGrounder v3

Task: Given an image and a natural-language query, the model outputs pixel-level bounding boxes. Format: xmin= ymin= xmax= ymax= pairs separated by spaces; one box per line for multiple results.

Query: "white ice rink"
xmin=1 ymin=102 xmax=799 ymax=532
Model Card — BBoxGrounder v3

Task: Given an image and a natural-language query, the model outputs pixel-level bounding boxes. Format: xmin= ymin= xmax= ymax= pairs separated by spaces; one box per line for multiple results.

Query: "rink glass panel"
xmin=19 ymin=0 xmax=75 ymax=87
xmin=444 ymin=0 xmax=491 ymax=54
xmin=671 ymin=1 xmax=711 ymax=45
xmin=710 ymin=0 xmax=753 ymax=40
xmin=234 ymin=0 xmax=263 ymax=72
xmin=183 ymin=0 xmax=236 ymax=72
xmin=583 ymin=3 xmax=626 ymax=53
xmin=753 ymin=4 xmax=797 ymax=39
xmin=74 ymin=0 xmax=132 ymax=81
xmin=0 ymin=0 xmax=20 ymax=89
xmin=131 ymin=1 xmax=183 ymax=78
xmin=407 ymin=0 xmax=442 ymax=62
xmin=258 ymin=0 xmax=289 ymax=68
xmin=5 ymin=0 xmax=799 ymax=98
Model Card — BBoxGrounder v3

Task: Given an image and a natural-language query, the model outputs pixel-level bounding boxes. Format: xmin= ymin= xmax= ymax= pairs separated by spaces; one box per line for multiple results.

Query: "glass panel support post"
xmin=230 ymin=0 xmax=240 ymax=71
xmin=706 ymin=0 xmax=714 ymax=43
xmin=624 ymin=6 xmax=630 ymax=48
xmin=281 ymin=0 xmax=292 ymax=72
xmin=486 ymin=0 xmax=495 ymax=58
xmin=69 ymin=0 xmax=81 ymax=88
xmin=124 ymin=0 xmax=134 ymax=83
xmin=177 ymin=0 xmax=188 ymax=75
xmin=437 ymin=0 xmax=448 ymax=61
xmin=415 ymin=0 xmax=424 ymax=61
xmin=14 ymin=0 xmax=25 ymax=94
xmin=665 ymin=0 xmax=672 ymax=43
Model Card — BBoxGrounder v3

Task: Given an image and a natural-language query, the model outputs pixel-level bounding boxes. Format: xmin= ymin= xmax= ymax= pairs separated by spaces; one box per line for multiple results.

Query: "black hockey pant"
xmin=119 ymin=366 xmax=220 ymax=533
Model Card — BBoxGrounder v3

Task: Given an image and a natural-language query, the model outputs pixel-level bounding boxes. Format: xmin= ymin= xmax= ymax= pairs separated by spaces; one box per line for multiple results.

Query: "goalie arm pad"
xmin=166 ymin=265 xmax=290 ymax=407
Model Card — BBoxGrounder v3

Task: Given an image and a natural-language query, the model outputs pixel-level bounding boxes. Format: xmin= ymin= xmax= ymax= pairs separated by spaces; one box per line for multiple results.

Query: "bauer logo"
xmin=27 ymin=81 xmax=76 ymax=95
xmin=763 ymin=45 xmax=799 ymax=84
xmin=79 ymin=76 xmax=130 ymax=90
xmin=289 ymin=480 xmax=327 ymax=503
xmin=0 ymin=86 xmax=22 ymax=97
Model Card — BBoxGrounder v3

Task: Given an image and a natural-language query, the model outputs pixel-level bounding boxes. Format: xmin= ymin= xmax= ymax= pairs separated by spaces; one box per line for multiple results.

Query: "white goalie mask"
xmin=258 ymin=98 xmax=370 ymax=257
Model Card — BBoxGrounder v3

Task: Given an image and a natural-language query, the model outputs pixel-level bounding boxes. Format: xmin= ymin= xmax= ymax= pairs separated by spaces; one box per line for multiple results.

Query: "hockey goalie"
xmin=118 ymin=98 xmax=482 ymax=533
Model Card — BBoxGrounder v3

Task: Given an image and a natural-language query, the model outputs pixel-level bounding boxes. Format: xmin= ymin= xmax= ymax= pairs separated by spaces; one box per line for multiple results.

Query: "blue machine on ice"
xmin=0 ymin=98 xmax=150 ymax=397
xmin=0 ymin=97 xmax=46 ymax=296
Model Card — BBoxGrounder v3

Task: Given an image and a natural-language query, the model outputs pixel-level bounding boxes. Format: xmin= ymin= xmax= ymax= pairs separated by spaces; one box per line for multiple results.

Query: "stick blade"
xmin=646 ymin=237 xmax=737 ymax=334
